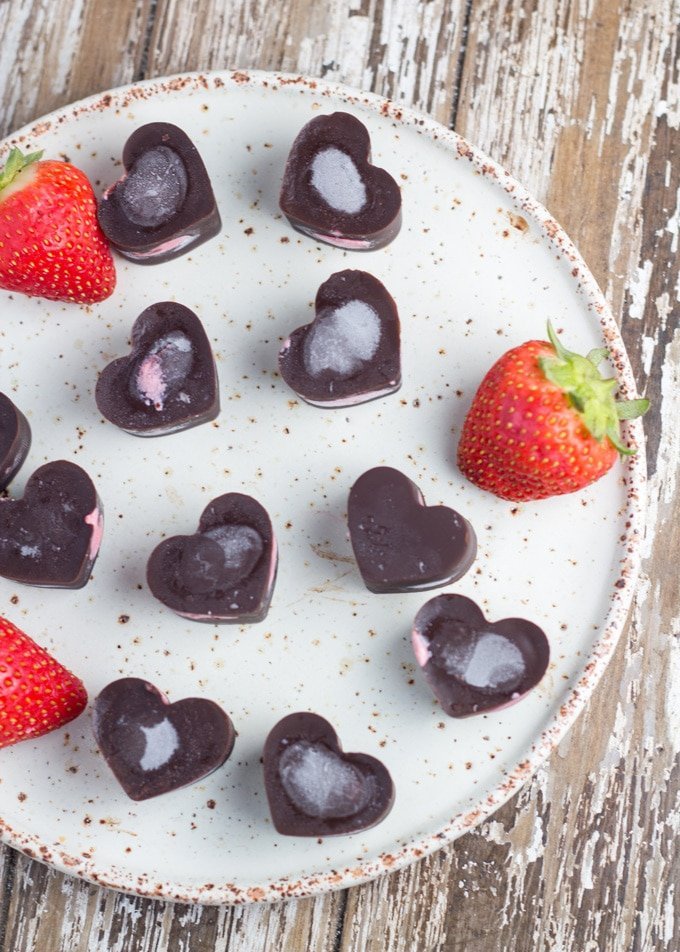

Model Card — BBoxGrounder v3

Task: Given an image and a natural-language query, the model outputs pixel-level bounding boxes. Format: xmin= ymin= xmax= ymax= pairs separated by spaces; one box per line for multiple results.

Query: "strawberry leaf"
xmin=586 ymin=347 xmax=609 ymax=367
xmin=606 ymin=424 xmax=635 ymax=456
xmin=0 ymin=147 xmax=43 ymax=192
xmin=581 ymin=395 xmax=615 ymax=441
xmin=616 ymin=398 xmax=650 ymax=420
xmin=541 ymin=322 xmax=649 ymax=455
xmin=546 ymin=321 xmax=571 ymax=360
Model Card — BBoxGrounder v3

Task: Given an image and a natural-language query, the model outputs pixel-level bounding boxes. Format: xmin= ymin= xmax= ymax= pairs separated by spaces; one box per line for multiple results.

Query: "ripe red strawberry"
xmin=0 ymin=147 xmax=116 ymax=304
xmin=0 ymin=616 xmax=87 ymax=748
xmin=457 ymin=324 xmax=649 ymax=501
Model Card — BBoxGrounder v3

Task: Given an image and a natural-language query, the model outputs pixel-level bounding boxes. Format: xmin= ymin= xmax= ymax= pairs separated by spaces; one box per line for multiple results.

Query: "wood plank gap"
xmin=449 ymin=0 xmax=474 ymax=130
xmin=331 ymin=889 xmax=349 ymax=952
xmin=0 ymin=850 xmax=17 ymax=952
xmin=134 ymin=0 xmax=159 ymax=82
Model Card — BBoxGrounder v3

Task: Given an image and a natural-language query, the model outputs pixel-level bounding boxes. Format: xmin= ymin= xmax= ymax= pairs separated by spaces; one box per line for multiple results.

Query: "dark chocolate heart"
xmin=98 ymin=122 xmax=221 ymax=264
xmin=263 ymin=712 xmax=395 ymax=836
xmin=146 ymin=492 xmax=277 ymax=623
xmin=93 ymin=677 xmax=235 ymax=801
xmin=0 ymin=460 xmax=103 ymax=589
xmin=348 ymin=466 xmax=476 ymax=593
xmin=278 ymin=270 xmax=401 ymax=407
xmin=95 ymin=302 xmax=219 ymax=436
xmin=412 ymin=594 xmax=550 ymax=717
xmin=0 ymin=393 xmax=31 ymax=491
xmin=280 ymin=112 xmax=402 ymax=250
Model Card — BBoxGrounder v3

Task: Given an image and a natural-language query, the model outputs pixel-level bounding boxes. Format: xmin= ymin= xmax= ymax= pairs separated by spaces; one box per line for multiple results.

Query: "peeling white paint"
xmin=580 ymin=830 xmax=599 ymax=890
xmin=483 ymin=820 xmax=509 ymax=845
xmin=628 ymin=260 xmax=653 ymax=319
xmin=665 ymin=626 xmax=680 ymax=735
xmin=655 ymin=291 xmax=674 ymax=326
xmin=53 ymin=2 xmax=86 ymax=98
xmin=524 ymin=810 xmax=544 ymax=864
xmin=662 ymin=886 xmax=677 ymax=945
xmin=652 ymin=330 xmax=680 ymax=507
xmin=641 ymin=334 xmax=656 ymax=375
xmin=0 ymin=2 xmax=37 ymax=130
xmin=665 ymin=187 xmax=680 ymax=254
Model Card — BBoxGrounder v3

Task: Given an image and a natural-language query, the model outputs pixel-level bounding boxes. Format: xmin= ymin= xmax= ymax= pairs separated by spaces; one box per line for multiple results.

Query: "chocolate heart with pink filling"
xmin=263 ymin=712 xmax=395 ymax=836
xmin=348 ymin=466 xmax=476 ymax=593
xmin=0 ymin=392 xmax=31 ymax=491
xmin=93 ymin=677 xmax=235 ymax=801
xmin=98 ymin=122 xmax=221 ymax=264
xmin=95 ymin=301 xmax=219 ymax=437
xmin=0 ymin=460 xmax=103 ymax=589
xmin=280 ymin=112 xmax=402 ymax=250
xmin=412 ymin=594 xmax=550 ymax=717
xmin=146 ymin=492 xmax=277 ymax=623
xmin=278 ymin=270 xmax=401 ymax=407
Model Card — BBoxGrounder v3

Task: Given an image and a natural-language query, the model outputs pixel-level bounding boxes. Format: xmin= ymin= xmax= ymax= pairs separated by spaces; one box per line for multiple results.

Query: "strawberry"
xmin=0 ymin=616 xmax=87 ymax=748
xmin=0 ymin=147 xmax=116 ymax=304
xmin=457 ymin=323 xmax=649 ymax=501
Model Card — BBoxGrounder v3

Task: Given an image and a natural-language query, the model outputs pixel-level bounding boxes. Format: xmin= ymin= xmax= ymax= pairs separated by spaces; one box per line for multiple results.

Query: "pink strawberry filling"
xmin=411 ymin=629 xmax=431 ymax=668
xmin=84 ymin=506 xmax=104 ymax=559
xmin=135 ymin=354 xmax=166 ymax=409
xmin=316 ymin=231 xmax=371 ymax=250
xmin=128 ymin=234 xmax=195 ymax=259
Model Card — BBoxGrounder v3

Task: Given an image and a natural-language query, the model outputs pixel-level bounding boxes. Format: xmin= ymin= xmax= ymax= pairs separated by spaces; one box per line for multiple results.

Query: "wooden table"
xmin=0 ymin=2 xmax=677 ymax=949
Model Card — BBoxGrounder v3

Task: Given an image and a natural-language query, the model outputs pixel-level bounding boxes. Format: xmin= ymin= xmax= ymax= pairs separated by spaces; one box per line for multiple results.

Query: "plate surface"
xmin=0 ymin=71 xmax=645 ymax=904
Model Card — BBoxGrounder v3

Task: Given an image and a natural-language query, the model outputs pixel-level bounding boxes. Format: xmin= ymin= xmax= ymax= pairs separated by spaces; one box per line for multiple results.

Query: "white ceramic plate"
xmin=0 ymin=71 xmax=645 ymax=904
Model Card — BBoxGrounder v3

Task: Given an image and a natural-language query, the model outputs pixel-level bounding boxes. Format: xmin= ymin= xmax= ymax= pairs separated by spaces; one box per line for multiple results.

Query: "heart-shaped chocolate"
xmin=278 ymin=270 xmax=401 ymax=407
xmin=95 ymin=302 xmax=219 ymax=437
xmin=348 ymin=466 xmax=476 ymax=593
xmin=0 ymin=460 xmax=103 ymax=589
xmin=263 ymin=712 xmax=395 ymax=836
xmin=98 ymin=122 xmax=221 ymax=263
xmin=412 ymin=594 xmax=550 ymax=717
xmin=0 ymin=393 xmax=31 ymax=491
xmin=147 ymin=492 xmax=277 ymax=623
xmin=93 ymin=677 xmax=235 ymax=801
xmin=280 ymin=112 xmax=402 ymax=250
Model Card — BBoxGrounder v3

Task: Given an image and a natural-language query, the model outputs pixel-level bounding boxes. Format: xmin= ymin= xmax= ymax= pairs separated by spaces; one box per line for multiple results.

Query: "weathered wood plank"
xmin=0 ymin=849 xmax=16 ymax=952
xmin=146 ymin=0 xmax=470 ymax=125
xmin=0 ymin=852 xmax=348 ymax=952
xmin=0 ymin=0 xmax=153 ymax=141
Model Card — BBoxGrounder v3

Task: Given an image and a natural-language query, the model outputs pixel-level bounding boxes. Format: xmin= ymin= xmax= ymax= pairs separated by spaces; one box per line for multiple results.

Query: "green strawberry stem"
xmin=0 ymin=147 xmax=43 ymax=192
xmin=540 ymin=322 xmax=649 ymax=455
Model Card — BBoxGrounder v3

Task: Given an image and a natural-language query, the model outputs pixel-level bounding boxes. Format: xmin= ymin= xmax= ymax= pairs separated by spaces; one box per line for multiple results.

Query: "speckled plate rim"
xmin=0 ymin=69 xmax=647 ymax=905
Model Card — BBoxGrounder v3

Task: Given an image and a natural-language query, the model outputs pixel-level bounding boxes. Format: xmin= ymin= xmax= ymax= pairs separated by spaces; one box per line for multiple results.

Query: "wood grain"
xmin=0 ymin=0 xmax=153 ymax=140
xmin=0 ymin=1 xmax=678 ymax=950
xmin=146 ymin=0 xmax=470 ymax=125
